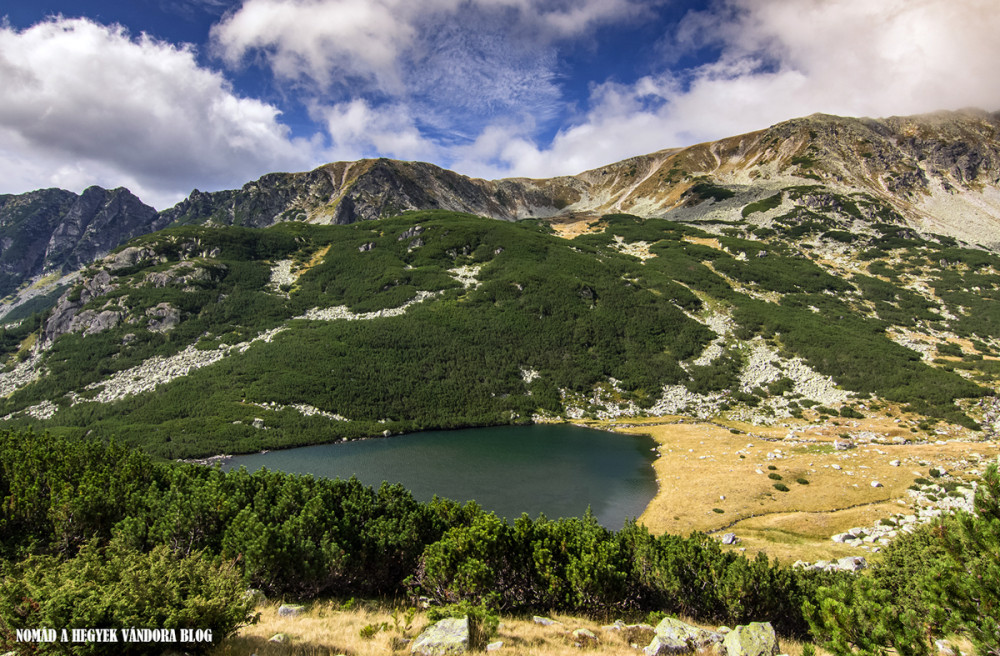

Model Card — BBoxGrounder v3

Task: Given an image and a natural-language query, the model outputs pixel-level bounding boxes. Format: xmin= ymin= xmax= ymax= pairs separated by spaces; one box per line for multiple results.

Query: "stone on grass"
xmin=935 ymin=640 xmax=957 ymax=656
xmin=269 ymin=633 xmax=288 ymax=643
xmin=643 ymin=635 xmax=691 ymax=655
xmin=654 ymin=617 xmax=723 ymax=648
xmin=243 ymin=588 xmax=266 ymax=607
xmin=722 ymin=533 xmax=739 ymax=545
xmin=533 ymin=616 xmax=559 ymax=626
xmin=411 ymin=617 xmax=469 ymax=656
xmin=644 ymin=617 xmax=724 ymax=655
xmin=723 ymin=622 xmax=778 ymax=656
xmin=573 ymin=628 xmax=598 ymax=648
xmin=836 ymin=556 xmax=867 ymax=572
xmin=486 ymin=641 xmax=503 ymax=652
xmin=277 ymin=604 xmax=305 ymax=617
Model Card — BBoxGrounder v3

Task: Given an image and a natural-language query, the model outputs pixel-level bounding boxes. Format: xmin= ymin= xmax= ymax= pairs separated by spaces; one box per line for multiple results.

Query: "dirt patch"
xmin=549 ymin=216 xmax=605 ymax=239
xmin=682 ymin=236 xmax=723 ymax=249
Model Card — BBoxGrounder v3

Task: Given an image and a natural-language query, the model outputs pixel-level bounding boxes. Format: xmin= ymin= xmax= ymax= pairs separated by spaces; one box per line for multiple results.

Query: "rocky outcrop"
xmin=41 ymin=269 xmax=118 ymax=344
xmin=146 ymin=303 xmax=181 ymax=333
xmin=0 ymin=186 xmax=163 ymax=298
xmin=411 ymin=617 xmax=469 ymax=656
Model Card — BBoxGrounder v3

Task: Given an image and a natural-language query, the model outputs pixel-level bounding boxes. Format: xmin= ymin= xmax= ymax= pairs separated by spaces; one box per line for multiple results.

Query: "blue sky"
xmin=1 ymin=0 xmax=998 ymax=209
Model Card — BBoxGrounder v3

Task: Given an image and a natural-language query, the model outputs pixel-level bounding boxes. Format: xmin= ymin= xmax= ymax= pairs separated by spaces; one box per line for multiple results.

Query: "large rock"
xmin=723 ymin=622 xmax=778 ymax=656
xmin=277 ymin=604 xmax=305 ymax=617
xmin=411 ymin=617 xmax=470 ymax=656
xmin=655 ymin=617 xmax=723 ymax=648
xmin=644 ymin=617 xmax=723 ymax=655
xmin=146 ymin=302 xmax=181 ymax=333
xmin=572 ymin=628 xmax=598 ymax=648
xmin=836 ymin=556 xmax=867 ymax=572
xmin=644 ymin=635 xmax=691 ymax=655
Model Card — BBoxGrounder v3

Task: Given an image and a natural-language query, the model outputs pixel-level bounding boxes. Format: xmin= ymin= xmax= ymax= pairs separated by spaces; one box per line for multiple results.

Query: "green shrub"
xmin=797 ymin=478 xmax=810 ymax=485
xmin=769 ymin=473 xmax=783 ymax=481
xmin=773 ymin=483 xmax=790 ymax=492
xmin=0 ymin=540 xmax=255 ymax=655
xmin=839 ymin=407 xmax=864 ymax=419
xmin=742 ymin=193 xmax=783 ymax=218
xmin=806 ymin=464 xmax=1000 ymax=656
xmin=713 ymin=508 xmax=725 ymax=514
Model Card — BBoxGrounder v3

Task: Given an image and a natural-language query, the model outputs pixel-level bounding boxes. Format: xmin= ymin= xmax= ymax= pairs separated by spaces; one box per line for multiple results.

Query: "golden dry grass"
xmin=681 ymin=236 xmax=723 ymax=250
xmin=595 ymin=416 xmax=997 ymax=564
xmin=548 ymin=216 xmax=604 ymax=240
xmin=212 ymin=602 xmax=816 ymax=656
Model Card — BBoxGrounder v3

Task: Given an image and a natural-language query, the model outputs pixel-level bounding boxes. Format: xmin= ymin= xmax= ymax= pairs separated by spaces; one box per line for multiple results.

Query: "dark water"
xmin=221 ymin=424 xmax=658 ymax=529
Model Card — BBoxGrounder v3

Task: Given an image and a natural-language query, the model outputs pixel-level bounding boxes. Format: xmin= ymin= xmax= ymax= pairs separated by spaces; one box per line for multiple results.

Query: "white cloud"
xmin=0 ymin=17 xmax=316 ymax=208
xmin=314 ymin=99 xmax=441 ymax=163
xmin=454 ymin=0 xmax=1000 ymax=179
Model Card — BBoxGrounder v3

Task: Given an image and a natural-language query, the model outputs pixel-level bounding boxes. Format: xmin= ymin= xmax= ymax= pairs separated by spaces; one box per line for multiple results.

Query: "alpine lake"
xmin=221 ymin=423 xmax=658 ymax=529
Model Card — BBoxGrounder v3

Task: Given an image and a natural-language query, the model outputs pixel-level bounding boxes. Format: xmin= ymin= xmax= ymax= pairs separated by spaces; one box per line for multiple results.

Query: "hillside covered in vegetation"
xmin=0 ymin=209 xmax=995 ymax=457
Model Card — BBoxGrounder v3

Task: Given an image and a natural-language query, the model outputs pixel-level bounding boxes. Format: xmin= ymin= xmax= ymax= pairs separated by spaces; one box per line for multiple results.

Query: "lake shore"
xmin=587 ymin=415 xmax=998 ymax=564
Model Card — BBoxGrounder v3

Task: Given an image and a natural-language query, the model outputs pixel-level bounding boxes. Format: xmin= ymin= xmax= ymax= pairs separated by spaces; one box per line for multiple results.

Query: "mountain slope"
xmin=0 ymin=210 xmax=995 ymax=458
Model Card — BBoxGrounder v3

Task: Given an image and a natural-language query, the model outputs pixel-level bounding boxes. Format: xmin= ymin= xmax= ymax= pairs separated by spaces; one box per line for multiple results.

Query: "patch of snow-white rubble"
xmin=269 ymin=260 xmax=296 ymax=291
xmin=0 ymin=352 xmax=43 ymax=398
xmin=691 ymin=306 xmax=735 ymax=367
xmin=296 ymin=290 xmax=439 ymax=321
xmin=253 ymin=401 xmax=348 ymax=422
xmin=740 ymin=341 xmax=851 ymax=406
xmin=448 ymin=264 xmax=483 ymax=289
xmin=611 ymin=235 xmax=655 ymax=261
xmin=77 ymin=327 xmax=288 ymax=404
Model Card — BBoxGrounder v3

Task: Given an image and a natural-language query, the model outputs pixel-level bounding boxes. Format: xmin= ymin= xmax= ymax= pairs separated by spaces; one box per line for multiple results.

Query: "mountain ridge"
xmin=148 ymin=108 xmax=1000 ymax=249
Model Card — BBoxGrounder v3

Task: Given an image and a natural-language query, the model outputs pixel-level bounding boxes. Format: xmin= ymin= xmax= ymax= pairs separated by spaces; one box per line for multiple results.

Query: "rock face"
xmin=722 ymin=622 xmax=779 ymax=656
xmin=411 ymin=617 xmax=470 ymax=656
xmin=0 ymin=186 xmax=163 ymax=298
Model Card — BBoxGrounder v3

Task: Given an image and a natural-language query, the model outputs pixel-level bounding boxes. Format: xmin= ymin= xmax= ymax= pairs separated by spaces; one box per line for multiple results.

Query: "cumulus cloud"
xmin=0 ymin=16 xmax=316 ymax=208
xmin=313 ymin=99 xmax=441 ymax=163
xmin=459 ymin=0 xmax=1000 ymax=179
